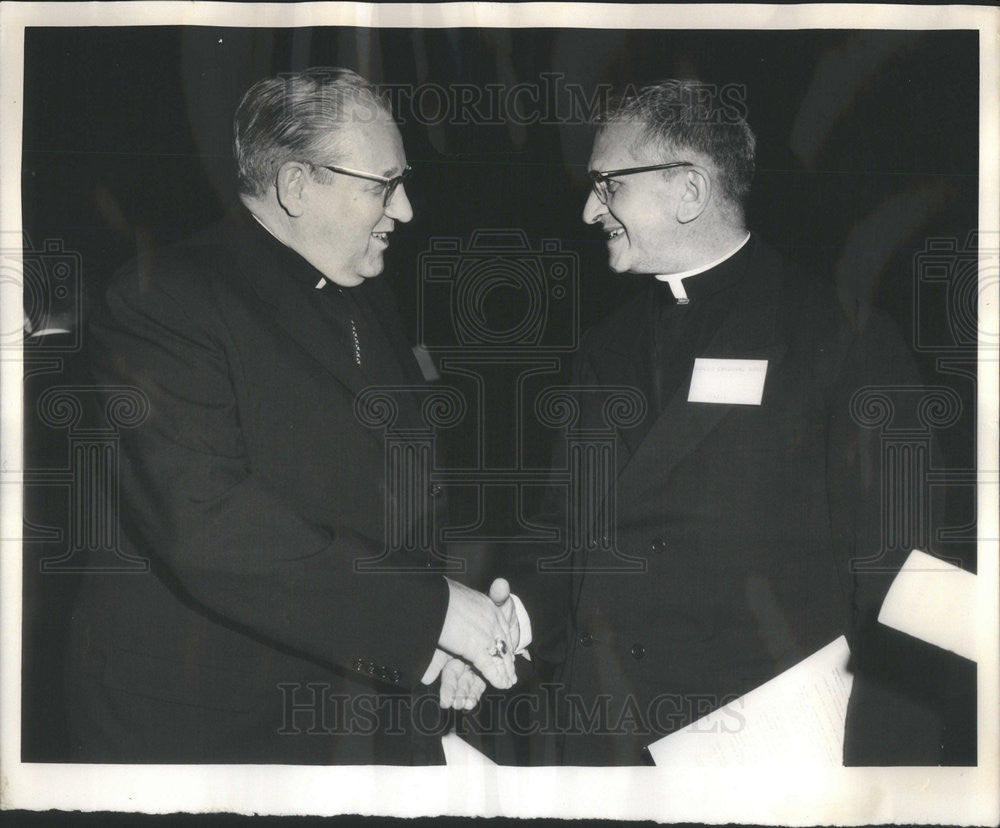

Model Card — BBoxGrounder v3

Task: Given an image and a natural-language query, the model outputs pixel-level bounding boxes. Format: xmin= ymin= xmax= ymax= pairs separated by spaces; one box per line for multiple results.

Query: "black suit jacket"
xmin=66 ymin=209 xmax=451 ymax=764
xmin=516 ymin=239 xmax=939 ymax=765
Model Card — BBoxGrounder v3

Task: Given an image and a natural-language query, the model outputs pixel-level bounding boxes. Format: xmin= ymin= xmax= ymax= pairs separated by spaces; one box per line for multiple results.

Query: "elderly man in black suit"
xmin=512 ymin=79 xmax=942 ymax=766
xmin=65 ymin=68 xmax=524 ymax=765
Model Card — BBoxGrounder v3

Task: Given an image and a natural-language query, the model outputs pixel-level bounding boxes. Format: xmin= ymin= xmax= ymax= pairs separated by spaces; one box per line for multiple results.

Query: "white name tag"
xmin=687 ymin=358 xmax=768 ymax=405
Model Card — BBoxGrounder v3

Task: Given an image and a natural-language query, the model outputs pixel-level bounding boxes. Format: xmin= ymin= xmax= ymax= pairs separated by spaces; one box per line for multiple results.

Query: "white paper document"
xmin=878 ymin=549 xmax=978 ymax=661
xmin=442 ymin=730 xmax=497 ymax=766
xmin=687 ymin=357 xmax=768 ymax=405
xmin=648 ymin=636 xmax=852 ymax=766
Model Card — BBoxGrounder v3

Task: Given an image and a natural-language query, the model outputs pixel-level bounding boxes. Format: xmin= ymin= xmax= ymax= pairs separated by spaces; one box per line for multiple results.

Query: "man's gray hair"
xmin=234 ymin=67 xmax=392 ymax=198
xmin=602 ymin=79 xmax=756 ymax=210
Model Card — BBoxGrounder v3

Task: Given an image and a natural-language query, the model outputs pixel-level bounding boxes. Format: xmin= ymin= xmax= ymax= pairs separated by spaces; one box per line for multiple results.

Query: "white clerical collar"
xmin=654 ymin=232 xmax=751 ymax=304
xmin=248 ymin=210 xmax=328 ymax=290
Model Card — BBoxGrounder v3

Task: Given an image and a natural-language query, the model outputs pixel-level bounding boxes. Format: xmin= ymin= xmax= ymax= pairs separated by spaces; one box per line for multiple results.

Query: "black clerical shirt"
xmin=244 ymin=208 xmax=415 ymax=390
xmin=648 ymin=236 xmax=756 ymax=415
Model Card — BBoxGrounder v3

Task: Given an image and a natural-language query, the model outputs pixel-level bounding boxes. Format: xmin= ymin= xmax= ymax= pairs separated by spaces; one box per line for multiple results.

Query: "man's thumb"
xmin=489 ymin=577 xmax=510 ymax=606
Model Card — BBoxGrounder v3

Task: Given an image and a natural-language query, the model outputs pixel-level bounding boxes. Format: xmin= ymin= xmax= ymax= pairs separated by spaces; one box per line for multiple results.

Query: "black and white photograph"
xmin=1 ymin=1 xmax=997 ymax=823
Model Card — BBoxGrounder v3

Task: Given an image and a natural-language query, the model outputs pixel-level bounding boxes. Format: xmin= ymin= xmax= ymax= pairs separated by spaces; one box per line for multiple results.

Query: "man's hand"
xmin=488 ymin=577 xmax=520 ymax=651
xmin=420 ymin=648 xmax=487 ymax=709
xmin=438 ymin=578 xmax=518 ymax=689
xmin=438 ymin=654 xmax=487 ymax=710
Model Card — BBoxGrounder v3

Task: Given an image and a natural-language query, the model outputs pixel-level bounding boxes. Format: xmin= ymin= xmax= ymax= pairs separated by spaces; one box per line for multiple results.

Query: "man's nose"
xmin=386 ymin=184 xmax=413 ymax=223
xmin=582 ymin=189 xmax=605 ymax=225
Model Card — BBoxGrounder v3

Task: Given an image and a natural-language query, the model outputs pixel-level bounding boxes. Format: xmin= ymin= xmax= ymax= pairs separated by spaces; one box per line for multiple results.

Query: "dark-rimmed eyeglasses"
xmin=313 ymin=163 xmax=412 ymax=207
xmin=588 ymin=162 xmax=693 ymax=204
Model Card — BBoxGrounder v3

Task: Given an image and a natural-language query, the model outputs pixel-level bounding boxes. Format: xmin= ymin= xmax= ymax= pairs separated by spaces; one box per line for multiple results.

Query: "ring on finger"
xmin=489 ymin=637 xmax=509 ymax=658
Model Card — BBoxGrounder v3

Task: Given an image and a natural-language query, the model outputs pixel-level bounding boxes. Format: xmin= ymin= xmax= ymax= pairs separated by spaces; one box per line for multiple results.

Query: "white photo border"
xmin=1 ymin=2 xmax=997 ymax=823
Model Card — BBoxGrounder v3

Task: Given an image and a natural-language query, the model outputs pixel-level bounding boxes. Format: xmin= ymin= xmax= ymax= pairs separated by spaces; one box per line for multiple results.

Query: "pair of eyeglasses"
xmin=314 ymin=163 xmax=412 ymax=207
xmin=587 ymin=161 xmax=693 ymax=204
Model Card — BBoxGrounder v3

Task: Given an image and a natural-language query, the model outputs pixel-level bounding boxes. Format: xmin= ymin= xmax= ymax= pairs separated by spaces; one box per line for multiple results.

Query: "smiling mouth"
xmin=606 ymin=228 xmax=624 ymax=240
xmin=372 ymin=232 xmax=389 ymax=242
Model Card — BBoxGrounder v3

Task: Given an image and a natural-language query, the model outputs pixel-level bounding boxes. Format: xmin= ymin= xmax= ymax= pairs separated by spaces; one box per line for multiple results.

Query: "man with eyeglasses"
xmin=65 ymin=67 xmax=524 ymax=764
xmin=510 ymin=79 xmax=944 ymax=766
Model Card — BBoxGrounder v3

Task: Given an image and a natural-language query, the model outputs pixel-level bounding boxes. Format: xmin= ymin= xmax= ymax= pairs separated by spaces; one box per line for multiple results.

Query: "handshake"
xmin=421 ymin=577 xmax=525 ymax=710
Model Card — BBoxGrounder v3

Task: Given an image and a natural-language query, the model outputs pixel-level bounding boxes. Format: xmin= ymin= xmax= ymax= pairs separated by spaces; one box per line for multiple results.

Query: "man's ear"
xmin=275 ymin=161 xmax=310 ymax=218
xmin=676 ymin=166 xmax=711 ymax=224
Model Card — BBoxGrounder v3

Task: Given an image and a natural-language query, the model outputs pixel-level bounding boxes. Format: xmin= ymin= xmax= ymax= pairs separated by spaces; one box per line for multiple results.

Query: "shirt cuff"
xmin=511 ymin=593 xmax=532 ymax=655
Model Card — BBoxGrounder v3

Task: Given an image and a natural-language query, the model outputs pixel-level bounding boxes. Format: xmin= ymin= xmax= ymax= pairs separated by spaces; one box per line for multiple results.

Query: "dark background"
xmin=20 ymin=26 xmax=979 ymax=762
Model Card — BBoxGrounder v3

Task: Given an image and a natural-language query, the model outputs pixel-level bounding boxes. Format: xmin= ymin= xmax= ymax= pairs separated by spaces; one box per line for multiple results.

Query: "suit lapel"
xmin=358 ymin=279 xmax=425 ymax=387
xmin=353 ymin=279 xmax=426 ymax=428
xmin=585 ymin=288 xmax=657 ymax=471
xmin=613 ymin=252 xmax=790 ymax=495
xmin=224 ymin=213 xmax=371 ymax=399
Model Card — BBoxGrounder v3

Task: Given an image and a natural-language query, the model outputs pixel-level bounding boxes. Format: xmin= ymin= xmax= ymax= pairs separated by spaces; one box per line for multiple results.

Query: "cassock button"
xmin=648 ymin=538 xmax=667 ymax=555
xmin=579 ymin=633 xmax=593 ymax=647
xmin=429 ymin=484 xmax=443 ymax=498
xmin=630 ymin=643 xmax=645 ymax=660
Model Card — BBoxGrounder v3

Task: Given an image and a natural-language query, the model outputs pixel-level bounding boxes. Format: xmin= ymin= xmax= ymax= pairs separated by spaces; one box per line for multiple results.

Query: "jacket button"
xmin=391 ymin=670 xmax=401 ymax=684
xmin=648 ymin=537 xmax=667 ymax=554
xmin=430 ymin=484 xmax=443 ymax=497
xmin=579 ymin=633 xmax=593 ymax=647
xmin=630 ymin=643 xmax=645 ymax=660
